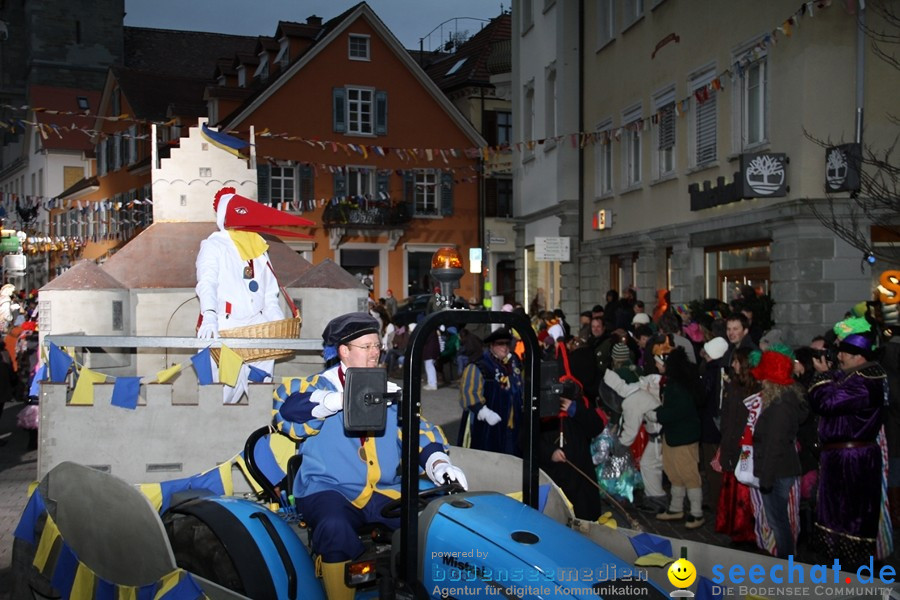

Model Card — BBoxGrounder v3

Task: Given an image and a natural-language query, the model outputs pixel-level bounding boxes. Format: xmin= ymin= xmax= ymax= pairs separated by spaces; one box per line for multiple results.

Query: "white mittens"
xmin=425 ymin=451 xmax=469 ymax=490
xmin=477 ymin=405 xmax=502 ymax=426
xmin=310 ymin=390 xmax=343 ymax=419
xmin=197 ymin=310 xmax=219 ymax=339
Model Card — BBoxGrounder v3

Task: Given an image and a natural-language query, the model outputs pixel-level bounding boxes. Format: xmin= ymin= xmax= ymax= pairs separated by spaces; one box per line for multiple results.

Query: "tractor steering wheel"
xmin=380 ymin=481 xmax=466 ymax=519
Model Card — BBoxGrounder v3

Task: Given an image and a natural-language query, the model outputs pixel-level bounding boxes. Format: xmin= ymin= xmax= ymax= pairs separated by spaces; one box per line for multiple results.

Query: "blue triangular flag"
xmin=48 ymin=342 xmax=73 ymax=383
xmin=190 ymin=348 xmax=214 ymax=385
xmin=13 ymin=488 xmax=46 ymax=544
xmin=28 ymin=363 xmax=46 ymax=397
xmin=247 ymin=364 xmax=270 ymax=383
xmin=111 ymin=377 xmax=141 ymax=410
xmin=695 ymin=575 xmax=722 ymax=600
xmin=629 ymin=532 xmax=673 ymax=558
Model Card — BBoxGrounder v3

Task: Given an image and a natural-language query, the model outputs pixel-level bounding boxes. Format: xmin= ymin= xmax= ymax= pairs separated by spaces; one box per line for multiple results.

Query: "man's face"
xmin=580 ymin=315 xmax=591 ymax=326
xmin=838 ymin=351 xmax=866 ymax=371
xmin=491 ymin=341 xmax=511 ymax=361
xmin=591 ymin=319 xmax=605 ymax=338
xmin=340 ymin=333 xmax=382 ymax=369
xmin=637 ymin=334 xmax=651 ymax=349
xmin=726 ymin=320 xmax=747 ymax=345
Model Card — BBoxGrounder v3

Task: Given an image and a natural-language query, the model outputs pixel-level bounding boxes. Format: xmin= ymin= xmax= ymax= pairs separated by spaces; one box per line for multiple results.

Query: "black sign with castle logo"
xmin=689 ymin=153 xmax=789 ymax=211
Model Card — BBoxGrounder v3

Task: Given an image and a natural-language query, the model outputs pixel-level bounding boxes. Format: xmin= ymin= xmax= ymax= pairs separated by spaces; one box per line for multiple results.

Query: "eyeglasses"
xmin=346 ymin=342 xmax=382 ymax=352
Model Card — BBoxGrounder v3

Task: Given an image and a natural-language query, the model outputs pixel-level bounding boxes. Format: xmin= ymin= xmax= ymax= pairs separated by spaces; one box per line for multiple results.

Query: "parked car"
xmin=393 ymin=293 xmax=432 ymax=325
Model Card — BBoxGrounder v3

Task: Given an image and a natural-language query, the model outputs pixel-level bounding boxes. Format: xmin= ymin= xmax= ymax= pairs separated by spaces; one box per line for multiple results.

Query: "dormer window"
xmin=275 ymin=39 xmax=290 ymax=67
xmin=446 ymin=59 xmax=467 ymax=76
xmin=349 ymin=34 xmax=370 ymax=61
xmin=237 ymin=66 xmax=247 ymax=87
xmin=254 ymin=57 xmax=269 ymax=81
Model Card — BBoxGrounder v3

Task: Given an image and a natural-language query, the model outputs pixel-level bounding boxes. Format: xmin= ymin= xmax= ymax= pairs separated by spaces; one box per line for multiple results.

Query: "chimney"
xmin=306 ymin=15 xmax=322 ymax=26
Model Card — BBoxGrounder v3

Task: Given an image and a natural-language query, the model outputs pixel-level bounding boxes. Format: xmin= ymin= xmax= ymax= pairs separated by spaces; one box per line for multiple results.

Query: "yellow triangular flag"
xmin=70 ymin=366 xmax=107 ymax=406
xmin=634 ymin=553 xmax=675 ymax=568
xmin=218 ymin=344 xmax=243 ymax=387
xmin=156 ymin=363 xmax=183 ymax=384
xmin=596 ymin=511 xmax=617 ymax=530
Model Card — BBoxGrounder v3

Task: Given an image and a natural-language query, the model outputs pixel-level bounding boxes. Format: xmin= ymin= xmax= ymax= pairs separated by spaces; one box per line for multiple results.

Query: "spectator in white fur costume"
xmin=0 ymin=284 xmax=19 ymax=334
xmin=196 ymin=187 xmax=314 ymax=403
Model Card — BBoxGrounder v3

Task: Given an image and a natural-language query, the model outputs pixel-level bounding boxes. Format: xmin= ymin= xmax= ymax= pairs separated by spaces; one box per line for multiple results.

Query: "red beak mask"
xmin=213 ymin=187 xmax=315 ymax=239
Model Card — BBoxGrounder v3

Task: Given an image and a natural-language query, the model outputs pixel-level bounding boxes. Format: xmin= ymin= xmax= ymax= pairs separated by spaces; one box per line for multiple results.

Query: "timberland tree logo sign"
xmin=825 ymin=143 xmax=861 ymax=193
xmin=740 ymin=153 xmax=787 ymax=198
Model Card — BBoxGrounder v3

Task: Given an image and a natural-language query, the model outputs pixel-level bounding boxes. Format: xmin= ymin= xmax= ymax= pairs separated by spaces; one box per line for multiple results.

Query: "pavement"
xmin=0 ymin=400 xmax=38 ymax=600
xmin=1 ymin=381 xmax=896 ymax=598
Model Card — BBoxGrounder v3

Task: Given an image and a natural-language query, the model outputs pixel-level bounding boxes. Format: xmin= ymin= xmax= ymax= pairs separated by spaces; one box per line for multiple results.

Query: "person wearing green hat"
xmin=809 ymin=316 xmax=890 ymax=566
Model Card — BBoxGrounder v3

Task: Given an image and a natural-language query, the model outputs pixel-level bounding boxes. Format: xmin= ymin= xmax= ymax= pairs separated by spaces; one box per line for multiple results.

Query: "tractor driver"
xmin=273 ymin=312 xmax=468 ymax=599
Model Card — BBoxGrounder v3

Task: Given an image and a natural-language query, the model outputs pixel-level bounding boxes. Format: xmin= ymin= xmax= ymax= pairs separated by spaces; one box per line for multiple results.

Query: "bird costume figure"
xmin=196 ymin=187 xmax=314 ymax=403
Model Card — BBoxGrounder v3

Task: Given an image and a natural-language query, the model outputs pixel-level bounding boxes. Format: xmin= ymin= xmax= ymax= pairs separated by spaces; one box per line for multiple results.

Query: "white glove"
xmin=477 ymin=405 xmax=502 ymax=426
xmin=197 ymin=311 xmax=219 ymax=340
xmin=10 ymin=303 xmax=20 ymax=312
xmin=386 ymin=381 xmax=401 ymax=393
xmin=310 ymin=390 xmax=343 ymax=419
xmin=426 ymin=451 xmax=469 ymax=490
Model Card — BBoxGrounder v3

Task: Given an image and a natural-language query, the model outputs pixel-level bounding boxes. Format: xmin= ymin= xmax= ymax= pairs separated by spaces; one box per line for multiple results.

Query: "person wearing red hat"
xmin=196 ymin=187 xmax=314 ymax=403
xmin=750 ymin=350 xmax=807 ymax=559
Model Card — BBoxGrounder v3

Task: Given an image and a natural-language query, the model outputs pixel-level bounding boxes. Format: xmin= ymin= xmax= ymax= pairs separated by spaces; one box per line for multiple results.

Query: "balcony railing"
xmin=322 ymin=197 xmax=412 ymax=229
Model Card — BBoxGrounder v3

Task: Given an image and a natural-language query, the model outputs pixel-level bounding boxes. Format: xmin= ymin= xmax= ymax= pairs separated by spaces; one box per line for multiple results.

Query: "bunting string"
xmin=43 ymin=341 xmax=270 ymax=410
xmin=0 ymin=0 xmax=838 ymax=170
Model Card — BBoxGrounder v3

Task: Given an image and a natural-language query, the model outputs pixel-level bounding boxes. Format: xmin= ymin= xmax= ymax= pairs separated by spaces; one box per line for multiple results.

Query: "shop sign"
xmin=0 ymin=236 xmax=20 ymax=253
xmin=689 ymin=153 xmax=789 ymax=211
xmin=825 ymin=143 xmax=861 ymax=193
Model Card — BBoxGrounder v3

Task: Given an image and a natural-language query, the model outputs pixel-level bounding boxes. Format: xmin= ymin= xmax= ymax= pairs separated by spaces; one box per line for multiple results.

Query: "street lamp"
xmin=430 ymin=246 xmax=464 ymax=310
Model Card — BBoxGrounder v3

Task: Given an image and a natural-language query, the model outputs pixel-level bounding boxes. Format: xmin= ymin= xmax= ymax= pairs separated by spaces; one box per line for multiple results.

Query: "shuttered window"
xmin=622 ymin=105 xmax=642 ymax=187
xmin=691 ymin=68 xmax=717 ymax=166
xmin=653 ymin=86 xmax=676 ymax=178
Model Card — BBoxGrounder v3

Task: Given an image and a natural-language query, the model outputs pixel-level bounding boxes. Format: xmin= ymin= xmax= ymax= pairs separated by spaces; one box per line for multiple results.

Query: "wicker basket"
xmin=210 ymin=316 xmax=302 ymax=363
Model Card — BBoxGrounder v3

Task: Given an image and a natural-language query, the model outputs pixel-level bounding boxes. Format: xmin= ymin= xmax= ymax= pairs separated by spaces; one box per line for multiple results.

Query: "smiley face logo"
xmin=667 ymin=558 xmax=696 ymax=588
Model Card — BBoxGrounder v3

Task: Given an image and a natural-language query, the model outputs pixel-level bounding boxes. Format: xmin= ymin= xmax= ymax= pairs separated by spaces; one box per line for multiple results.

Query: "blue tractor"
xmin=11 ymin=308 xmax=670 ymax=599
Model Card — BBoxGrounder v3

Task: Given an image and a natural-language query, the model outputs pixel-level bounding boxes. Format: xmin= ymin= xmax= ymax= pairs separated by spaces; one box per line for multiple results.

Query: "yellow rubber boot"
xmin=320 ymin=560 xmax=354 ymax=600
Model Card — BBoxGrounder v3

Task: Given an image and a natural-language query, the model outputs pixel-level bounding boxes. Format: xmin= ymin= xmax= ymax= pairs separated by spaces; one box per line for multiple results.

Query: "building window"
xmin=414 ymin=170 xmax=438 ymax=215
xmin=349 ymin=34 xmax=370 ymax=60
xmin=237 ymin=66 xmax=247 ymax=87
xmin=545 ymin=65 xmax=557 ymax=142
xmin=348 ymin=167 xmax=374 ymax=197
xmin=690 ymin=66 xmax=717 ymax=166
xmin=597 ymin=0 xmax=615 ymax=48
xmin=523 ymin=80 xmax=535 ymax=161
xmin=522 ymin=0 xmax=534 ymax=33
xmin=77 ymin=96 xmax=89 ymax=110
xmin=623 ymin=0 xmax=643 ymax=29
xmin=497 ymin=111 xmax=512 ymax=146
xmin=347 ymin=88 xmax=373 ymax=134
xmin=705 ymin=242 xmax=770 ymax=300
xmin=486 ymin=178 xmax=513 ymax=218
xmin=254 ymin=57 xmax=269 ymax=81
xmin=595 ymin=119 xmax=613 ymax=197
xmin=653 ymin=86 xmax=676 ymax=179
xmin=622 ymin=105 xmax=642 ymax=187
xmin=741 ymin=54 xmax=768 ymax=148
xmin=271 ymin=165 xmax=296 ymax=203
xmin=275 ymin=40 xmax=290 ymax=67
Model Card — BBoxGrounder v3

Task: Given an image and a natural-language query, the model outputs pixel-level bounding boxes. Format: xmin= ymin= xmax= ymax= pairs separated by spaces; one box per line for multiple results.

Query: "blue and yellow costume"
xmin=458 ymin=334 xmax=524 ymax=457
xmin=274 ymin=364 xmax=449 ymax=562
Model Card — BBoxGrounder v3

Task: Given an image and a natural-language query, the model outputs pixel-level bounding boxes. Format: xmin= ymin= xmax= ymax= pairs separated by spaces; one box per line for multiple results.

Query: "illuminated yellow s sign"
xmin=879 ymin=271 xmax=900 ymax=305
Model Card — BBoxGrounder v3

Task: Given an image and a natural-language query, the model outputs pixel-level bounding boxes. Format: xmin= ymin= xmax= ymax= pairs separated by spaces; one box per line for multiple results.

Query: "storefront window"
xmin=524 ymin=247 xmax=560 ymax=315
xmin=705 ymin=242 xmax=770 ymax=300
